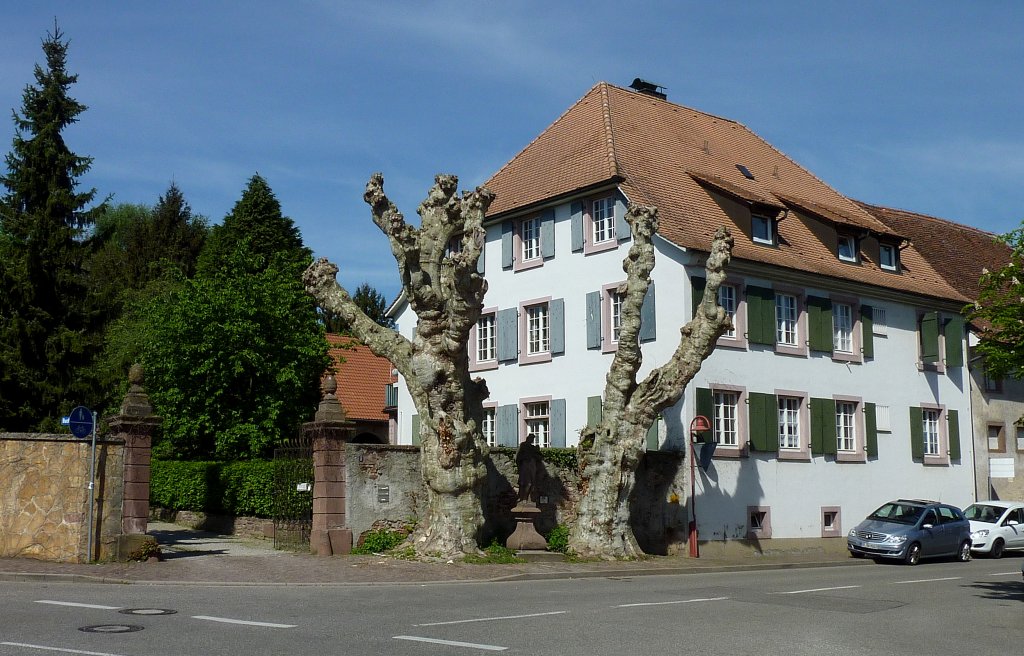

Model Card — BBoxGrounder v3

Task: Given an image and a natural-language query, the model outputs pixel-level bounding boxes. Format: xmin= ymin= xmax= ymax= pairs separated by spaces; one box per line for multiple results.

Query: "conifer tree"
xmin=0 ymin=25 xmax=101 ymax=430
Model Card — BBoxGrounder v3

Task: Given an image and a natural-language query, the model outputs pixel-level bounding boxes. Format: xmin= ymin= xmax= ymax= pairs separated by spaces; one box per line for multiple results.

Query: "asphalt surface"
xmin=0 ymin=521 xmax=870 ymax=586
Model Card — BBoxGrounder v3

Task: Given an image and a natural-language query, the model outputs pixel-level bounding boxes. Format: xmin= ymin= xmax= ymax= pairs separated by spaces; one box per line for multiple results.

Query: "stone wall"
xmin=0 ymin=433 xmax=125 ymax=562
xmin=344 ymin=444 xmax=691 ymax=554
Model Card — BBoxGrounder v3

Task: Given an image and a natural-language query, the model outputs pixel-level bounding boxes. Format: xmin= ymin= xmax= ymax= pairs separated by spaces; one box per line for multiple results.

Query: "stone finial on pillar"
xmin=304 ymin=374 xmax=354 ymax=556
xmin=108 ymin=364 xmax=161 ymax=550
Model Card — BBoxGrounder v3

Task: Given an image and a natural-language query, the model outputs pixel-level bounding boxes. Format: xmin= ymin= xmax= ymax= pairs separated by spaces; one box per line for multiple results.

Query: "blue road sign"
xmin=68 ymin=406 xmax=94 ymax=439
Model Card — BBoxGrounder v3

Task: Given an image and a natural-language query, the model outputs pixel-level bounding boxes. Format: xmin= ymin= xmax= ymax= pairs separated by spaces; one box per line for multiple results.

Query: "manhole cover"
xmin=118 ymin=608 xmax=177 ymax=616
xmin=79 ymin=624 xmax=144 ymax=634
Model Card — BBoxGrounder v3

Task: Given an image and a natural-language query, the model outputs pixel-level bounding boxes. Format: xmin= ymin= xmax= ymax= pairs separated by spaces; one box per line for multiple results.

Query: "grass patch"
xmin=464 ymin=539 xmax=526 ymax=564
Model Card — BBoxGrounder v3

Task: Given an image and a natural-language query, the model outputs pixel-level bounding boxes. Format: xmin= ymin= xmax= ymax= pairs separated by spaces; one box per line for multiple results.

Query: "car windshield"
xmin=964 ymin=504 xmax=1002 ymax=524
xmin=868 ymin=502 xmax=925 ymax=525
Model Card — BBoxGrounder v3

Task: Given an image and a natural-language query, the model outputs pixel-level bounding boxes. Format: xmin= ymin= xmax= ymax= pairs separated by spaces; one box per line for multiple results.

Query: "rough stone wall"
xmin=344 ymin=444 xmax=689 ymax=552
xmin=0 ymin=434 xmax=125 ymax=562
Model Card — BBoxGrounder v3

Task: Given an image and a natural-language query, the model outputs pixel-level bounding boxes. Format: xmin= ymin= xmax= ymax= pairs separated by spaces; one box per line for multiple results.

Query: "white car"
xmin=965 ymin=501 xmax=1024 ymax=558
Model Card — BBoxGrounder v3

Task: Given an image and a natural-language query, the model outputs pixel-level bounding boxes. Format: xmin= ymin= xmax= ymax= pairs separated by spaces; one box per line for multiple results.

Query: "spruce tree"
xmin=0 ymin=26 xmax=101 ymax=430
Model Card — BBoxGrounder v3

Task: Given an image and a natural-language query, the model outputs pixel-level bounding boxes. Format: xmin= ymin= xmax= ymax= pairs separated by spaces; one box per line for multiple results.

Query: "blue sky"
xmin=3 ymin=2 xmax=1022 ymax=303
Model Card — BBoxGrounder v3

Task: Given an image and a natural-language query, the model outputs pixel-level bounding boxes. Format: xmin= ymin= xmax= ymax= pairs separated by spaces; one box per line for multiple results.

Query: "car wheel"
xmin=904 ymin=542 xmax=921 ymax=566
xmin=957 ymin=540 xmax=972 ymax=563
xmin=990 ymin=539 xmax=1005 ymax=559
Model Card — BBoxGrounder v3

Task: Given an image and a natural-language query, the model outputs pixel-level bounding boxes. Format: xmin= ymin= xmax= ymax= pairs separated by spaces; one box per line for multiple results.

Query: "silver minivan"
xmin=847 ymin=499 xmax=972 ymax=565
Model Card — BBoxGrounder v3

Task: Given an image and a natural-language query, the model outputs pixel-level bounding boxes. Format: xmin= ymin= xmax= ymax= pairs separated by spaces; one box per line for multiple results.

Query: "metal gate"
xmin=272 ymin=436 xmax=313 ymax=551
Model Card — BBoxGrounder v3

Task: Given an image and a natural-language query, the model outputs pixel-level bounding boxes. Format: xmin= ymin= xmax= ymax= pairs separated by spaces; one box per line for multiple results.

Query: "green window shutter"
xmin=411 ymin=414 xmax=421 ymax=446
xmin=909 ymin=406 xmax=924 ymax=459
xmin=497 ymin=404 xmax=519 ymax=447
xmin=570 ymin=202 xmax=584 ymax=252
xmin=696 ymin=387 xmax=714 ymax=444
xmin=864 ymin=402 xmax=878 ymax=457
xmin=587 ymin=396 xmax=603 ymax=426
xmin=541 ymin=209 xmax=556 ymax=259
xmin=747 ymin=392 xmax=777 ymax=452
xmin=549 ymin=298 xmax=565 ymax=355
xmin=614 ymin=189 xmax=630 ymax=241
xmin=811 ymin=397 xmax=836 ymax=455
xmin=920 ymin=312 xmax=939 ymax=363
xmin=860 ymin=304 xmax=874 ymax=359
xmin=586 ymin=290 xmax=602 ymax=349
xmin=646 ymin=418 xmax=660 ymax=451
xmin=944 ymin=314 xmax=964 ymax=367
xmin=639 ymin=282 xmax=657 ymax=342
xmin=807 ymin=296 xmax=832 ymax=352
xmin=947 ymin=409 xmax=961 ymax=460
xmin=501 ymin=220 xmax=514 ymax=269
xmin=691 ymin=276 xmax=706 ymax=318
xmin=746 ymin=285 xmax=775 ymax=345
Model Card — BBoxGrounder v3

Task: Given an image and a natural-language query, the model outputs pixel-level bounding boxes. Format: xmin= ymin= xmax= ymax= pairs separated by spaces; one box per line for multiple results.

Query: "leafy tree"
xmin=142 ymin=176 xmax=328 ymax=459
xmin=968 ymin=225 xmax=1024 ymax=379
xmin=0 ymin=25 xmax=103 ymax=430
xmin=323 ymin=282 xmax=396 ymax=333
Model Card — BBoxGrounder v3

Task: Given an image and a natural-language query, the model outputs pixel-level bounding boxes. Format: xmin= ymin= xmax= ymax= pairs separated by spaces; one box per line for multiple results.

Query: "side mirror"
xmin=1006 ymin=520 xmax=1019 ymax=527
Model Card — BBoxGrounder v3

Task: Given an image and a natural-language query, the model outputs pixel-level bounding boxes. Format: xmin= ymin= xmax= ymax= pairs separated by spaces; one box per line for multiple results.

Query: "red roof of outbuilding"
xmin=325 ymin=334 xmax=394 ymax=422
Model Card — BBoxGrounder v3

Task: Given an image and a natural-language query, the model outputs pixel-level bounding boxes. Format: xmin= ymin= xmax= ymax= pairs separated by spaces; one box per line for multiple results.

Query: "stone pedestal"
xmin=109 ymin=364 xmax=160 ymax=539
xmin=506 ymin=502 xmax=547 ymax=551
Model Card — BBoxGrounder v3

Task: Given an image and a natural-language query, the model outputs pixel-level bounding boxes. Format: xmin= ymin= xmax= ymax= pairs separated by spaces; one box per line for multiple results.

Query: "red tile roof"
xmin=856 ymin=201 xmax=1012 ymax=300
xmin=484 ymin=82 xmax=966 ymax=303
xmin=325 ymin=334 xmax=394 ymax=422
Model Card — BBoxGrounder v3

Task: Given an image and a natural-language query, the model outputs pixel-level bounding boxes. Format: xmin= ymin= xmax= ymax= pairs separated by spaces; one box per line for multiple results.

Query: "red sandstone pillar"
xmin=304 ymin=376 xmax=353 ymax=556
xmin=108 ymin=364 xmax=160 ymax=535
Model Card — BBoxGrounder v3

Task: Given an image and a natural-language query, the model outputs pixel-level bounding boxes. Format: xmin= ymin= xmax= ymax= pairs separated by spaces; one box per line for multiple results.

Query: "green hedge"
xmin=151 ymin=459 xmax=281 ymax=517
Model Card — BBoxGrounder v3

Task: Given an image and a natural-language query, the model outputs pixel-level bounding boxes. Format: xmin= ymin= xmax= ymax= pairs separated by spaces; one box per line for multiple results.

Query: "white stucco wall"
xmin=391 ymin=193 xmax=976 ymax=541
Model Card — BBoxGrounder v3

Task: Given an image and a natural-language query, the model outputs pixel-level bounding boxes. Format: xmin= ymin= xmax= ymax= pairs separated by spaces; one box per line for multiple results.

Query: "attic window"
xmin=736 ymin=164 xmax=755 ymax=180
xmin=837 ymin=235 xmax=858 ymax=263
xmin=752 ymin=215 xmax=775 ymax=245
xmin=879 ymin=243 xmax=899 ymax=271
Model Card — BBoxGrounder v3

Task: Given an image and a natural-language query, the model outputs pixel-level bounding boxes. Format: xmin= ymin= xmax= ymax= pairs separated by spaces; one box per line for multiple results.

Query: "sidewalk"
xmin=0 ymin=522 xmax=867 ymax=586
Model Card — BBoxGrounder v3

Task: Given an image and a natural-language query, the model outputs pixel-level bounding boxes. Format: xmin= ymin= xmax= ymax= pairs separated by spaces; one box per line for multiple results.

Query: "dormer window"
xmin=879 ymin=243 xmax=898 ymax=271
xmin=752 ymin=215 xmax=775 ymax=245
xmin=837 ymin=235 xmax=858 ymax=263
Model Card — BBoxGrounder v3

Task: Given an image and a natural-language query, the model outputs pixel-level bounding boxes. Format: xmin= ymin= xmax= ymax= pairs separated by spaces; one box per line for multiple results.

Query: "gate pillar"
xmin=303 ymin=375 xmax=353 ymax=556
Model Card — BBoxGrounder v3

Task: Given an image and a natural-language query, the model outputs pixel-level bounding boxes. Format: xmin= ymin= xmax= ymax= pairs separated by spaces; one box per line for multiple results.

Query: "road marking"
xmin=892 ymin=577 xmax=961 ymax=585
xmin=1 ymin=642 xmax=126 ymax=656
xmin=990 ymin=572 xmax=1021 ymax=577
xmin=35 ymin=601 xmax=121 ymax=610
xmin=192 ymin=615 xmax=296 ymax=628
xmin=777 ymin=585 xmax=861 ymax=595
xmin=415 ymin=610 xmax=567 ymax=626
xmin=617 ymin=596 xmax=729 ymax=608
xmin=394 ymin=636 xmax=506 ymax=651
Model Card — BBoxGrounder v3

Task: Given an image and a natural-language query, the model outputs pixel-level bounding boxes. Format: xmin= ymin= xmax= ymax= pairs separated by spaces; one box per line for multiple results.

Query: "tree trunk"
xmin=568 ymin=205 xmax=734 ymax=559
xmin=304 ymin=173 xmax=494 ymax=559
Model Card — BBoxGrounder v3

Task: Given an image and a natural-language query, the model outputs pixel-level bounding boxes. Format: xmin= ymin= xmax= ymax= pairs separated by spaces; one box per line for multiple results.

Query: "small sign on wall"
xmin=990 ymin=458 xmax=1015 ymax=479
xmin=377 ymin=485 xmax=390 ymax=503
xmin=296 ymin=482 xmax=311 ymax=492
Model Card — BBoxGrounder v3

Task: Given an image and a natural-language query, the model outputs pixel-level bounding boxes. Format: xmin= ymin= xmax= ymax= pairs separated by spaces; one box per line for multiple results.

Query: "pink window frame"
xmin=710 ymin=383 xmax=747 ymax=458
xmin=518 ymin=296 xmax=552 ymax=365
xmin=469 ymin=307 xmax=499 ymax=372
xmin=830 ymin=294 xmax=862 ymax=364
xmin=717 ymin=279 xmax=748 ymax=350
xmin=513 ymin=215 xmax=544 ymax=272
xmin=481 ymin=401 xmax=498 ymax=448
xmin=834 ymin=394 xmax=866 ymax=463
xmin=821 ymin=506 xmax=842 ymax=538
xmin=775 ymin=389 xmax=811 ymax=461
xmin=747 ymin=505 xmax=772 ymax=539
xmin=773 ymin=285 xmax=808 ymax=357
xmin=921 ymin=402 xmax=950 ymax=466
xmin=601 ymin=281 xmax=624 ymax=354
xmin=584 ymin=194 xmax=619 ymax=255
xmin=519 ymin=395 xmax=552 ymax=448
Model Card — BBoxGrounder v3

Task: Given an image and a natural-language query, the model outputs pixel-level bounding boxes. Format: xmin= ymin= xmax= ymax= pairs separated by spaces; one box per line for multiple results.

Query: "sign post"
xmin=688 ymin=415 xmax=711 ymax=558
xmin=69 ymin=406 xmax=97 ymax=562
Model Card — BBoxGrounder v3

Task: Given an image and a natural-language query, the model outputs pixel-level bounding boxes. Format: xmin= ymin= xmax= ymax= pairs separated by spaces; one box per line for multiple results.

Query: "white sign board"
xmin=989 ymin=458 xmax=1016 ymax=479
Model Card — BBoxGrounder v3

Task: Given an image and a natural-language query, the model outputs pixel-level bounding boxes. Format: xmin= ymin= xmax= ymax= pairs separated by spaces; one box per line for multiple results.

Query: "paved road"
xmin=1 ymin=555 xmax=1021 ymax=655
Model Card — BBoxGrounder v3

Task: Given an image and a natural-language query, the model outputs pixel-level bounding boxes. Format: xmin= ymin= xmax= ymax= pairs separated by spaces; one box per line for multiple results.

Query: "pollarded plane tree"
xmin=304 ymin=173 xmax=494 ymax=558
xmin=570 ymin=205 xmax=733 ymax=559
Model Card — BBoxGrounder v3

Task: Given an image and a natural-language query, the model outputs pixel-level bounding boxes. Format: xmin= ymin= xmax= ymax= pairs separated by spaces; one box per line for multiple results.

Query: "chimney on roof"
xmin=629 ymin=78 xmax=667 ymax=100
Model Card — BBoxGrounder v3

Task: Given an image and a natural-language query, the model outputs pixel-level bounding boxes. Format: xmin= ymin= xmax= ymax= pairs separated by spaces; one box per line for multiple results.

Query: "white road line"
xmin=892 ymin=577 xmax=961 ymax=585
xmin=617 ymin=596 xmax=730 ymax=608
xmin=34 ymin=601 xmax=122 ymax=610
xmin=394 ymin=636 xmax=507 ymax=651
xmin=415 ymin=610 xmax=567 ymax=626
xmin=990 ymin=572 xmax=1021 ymax=576
xmin=191 ymin=615 xmax=296 ymax=628
xmin=1 ymin=642 xmax=126 ymax=656
xmin=777 ymin=585 xmax=861 ymax=595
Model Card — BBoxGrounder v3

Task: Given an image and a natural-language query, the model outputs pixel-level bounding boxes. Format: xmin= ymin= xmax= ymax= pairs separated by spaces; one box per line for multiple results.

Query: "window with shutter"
xmin=469 ymin=308 xmax=499 ymax=372
xmin=911 ymin=404 xmax=952 ymax=465
xmin=774 ymin=391 xmax=811 ymax=461
xmin=638 ymin=282 xmax=657 ymax=342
